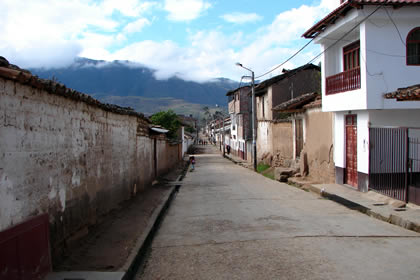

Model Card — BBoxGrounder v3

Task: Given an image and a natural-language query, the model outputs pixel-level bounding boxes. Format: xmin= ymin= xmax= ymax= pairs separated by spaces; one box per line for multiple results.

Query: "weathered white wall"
xmin=0 ymin=75 xmax=180 ymax=257
xmin=257 ymin=121 xmax=271 ymax=159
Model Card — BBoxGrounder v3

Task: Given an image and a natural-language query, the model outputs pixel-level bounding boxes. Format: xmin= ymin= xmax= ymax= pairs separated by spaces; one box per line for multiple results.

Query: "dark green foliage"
xmin=185 ymin=125 xmax=196 ymax=134
xmin=150 ymin=110 xmax=181 ymax=139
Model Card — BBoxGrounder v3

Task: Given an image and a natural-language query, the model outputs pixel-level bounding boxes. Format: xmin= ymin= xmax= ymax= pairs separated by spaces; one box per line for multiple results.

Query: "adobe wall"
xmin=271 ymin=121 xmax=293 ymax=166
xmin=0 ymin=71 xmax=180 ymax=258
xmin=302 ymin=109 xmax=335 ymax=182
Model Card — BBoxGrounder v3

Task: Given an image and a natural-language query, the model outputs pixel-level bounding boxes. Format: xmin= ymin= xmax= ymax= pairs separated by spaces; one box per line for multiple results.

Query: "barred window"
xmin=407 ymin=27 xmax=420 ymax=65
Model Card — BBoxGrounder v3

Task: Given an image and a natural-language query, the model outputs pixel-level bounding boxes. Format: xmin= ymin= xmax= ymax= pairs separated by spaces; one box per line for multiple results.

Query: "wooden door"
xmin=295 ymin=119 xmax=303 ymax=158
xmin=345 ymin=115 xmax=358 ymax=187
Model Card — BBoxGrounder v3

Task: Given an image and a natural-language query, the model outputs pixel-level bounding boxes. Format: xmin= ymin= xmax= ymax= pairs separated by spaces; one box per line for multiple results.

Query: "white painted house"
xmin=303 ymin=0 xmax=420 ymax=205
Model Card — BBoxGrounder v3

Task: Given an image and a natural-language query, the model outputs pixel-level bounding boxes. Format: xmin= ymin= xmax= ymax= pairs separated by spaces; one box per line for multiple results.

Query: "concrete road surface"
xmin=137 ymin=145 xmax=420 ymax=280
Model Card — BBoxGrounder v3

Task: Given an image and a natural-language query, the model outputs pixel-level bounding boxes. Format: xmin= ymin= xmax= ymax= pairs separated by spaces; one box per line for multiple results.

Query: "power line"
xmin=307 ymin=5 xmax=382 ymax=65
xmin=254 ymin=5 xmax=381 ymax=82
xmin=383 ymin=7 xmax=406 ymax=46
xmin=255 ymin=38 xmax=314 ymax=79
xmin=315 ymin=35 xmax=405 ymax=58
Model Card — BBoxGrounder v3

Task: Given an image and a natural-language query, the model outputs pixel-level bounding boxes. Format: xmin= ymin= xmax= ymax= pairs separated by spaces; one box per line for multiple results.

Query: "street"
xmin=137 ymin=145 xmax=420 ymax=280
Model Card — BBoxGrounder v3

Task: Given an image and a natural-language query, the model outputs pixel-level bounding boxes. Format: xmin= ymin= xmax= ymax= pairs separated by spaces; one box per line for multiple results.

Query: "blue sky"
xmin=0 ymin=0 xmax=339 ymax=82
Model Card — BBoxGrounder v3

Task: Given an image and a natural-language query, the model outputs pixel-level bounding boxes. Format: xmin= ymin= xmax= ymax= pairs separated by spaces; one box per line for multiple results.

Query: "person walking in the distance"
xmin=190 ymin=156 xmax=195 ymax=171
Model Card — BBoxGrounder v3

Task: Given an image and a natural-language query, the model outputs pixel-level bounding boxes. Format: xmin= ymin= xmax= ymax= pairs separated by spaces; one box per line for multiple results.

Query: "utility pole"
xmin=236 ymin=63 xmax=257 ymax=171
xmin=222 ymin=116 xmax=225 ymax=156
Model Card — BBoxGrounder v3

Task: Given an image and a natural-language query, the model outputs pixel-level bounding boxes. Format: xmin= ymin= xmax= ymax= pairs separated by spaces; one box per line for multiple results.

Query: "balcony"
xmin=326 ymin=67 xmax=361 ymax=95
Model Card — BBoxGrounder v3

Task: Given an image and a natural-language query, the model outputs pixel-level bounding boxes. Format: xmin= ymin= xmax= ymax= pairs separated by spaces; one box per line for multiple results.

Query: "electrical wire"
xmin=307 ymin=5 xmax=381 ymax=65
xmin=255 ymin=38 xmax=314 ymax=79
xmin=315 ymin=34 xmax=405 ymax=57
xmin=384 ymin=7 xmax=406 ymax=46
xmin=253 ymin=5 xmax=381 ymax=82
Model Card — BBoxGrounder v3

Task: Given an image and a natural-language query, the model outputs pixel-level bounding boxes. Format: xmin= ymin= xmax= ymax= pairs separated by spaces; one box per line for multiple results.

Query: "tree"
xmin=150 ymin=110 xmax=181 ymax=139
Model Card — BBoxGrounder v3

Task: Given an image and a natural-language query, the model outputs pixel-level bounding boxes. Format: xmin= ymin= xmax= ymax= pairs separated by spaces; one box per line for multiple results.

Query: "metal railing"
xmin=326 ymin=67 xmax=361 ymax=95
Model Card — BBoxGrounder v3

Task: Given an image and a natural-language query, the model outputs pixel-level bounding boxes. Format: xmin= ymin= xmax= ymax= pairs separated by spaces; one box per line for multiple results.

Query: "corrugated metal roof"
xmin=303 ymin=0 xmax=420 ymax=38
xmin=384 ymin=84 xmax=420 ymax=101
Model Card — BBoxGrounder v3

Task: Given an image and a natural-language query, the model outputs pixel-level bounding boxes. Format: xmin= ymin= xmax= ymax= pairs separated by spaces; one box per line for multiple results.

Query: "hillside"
xmin=30 ymin=58 xmax=237 ymax=116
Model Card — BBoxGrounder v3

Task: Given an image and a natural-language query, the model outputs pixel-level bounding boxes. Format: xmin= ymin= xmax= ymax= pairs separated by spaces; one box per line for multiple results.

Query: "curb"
xmin=227 ymin=155 xmax=420 ymax=234
xmin=306 ymin=184 xmax=420 ymax=234
xmin=121 ymin=168 xmax=187 ymax=280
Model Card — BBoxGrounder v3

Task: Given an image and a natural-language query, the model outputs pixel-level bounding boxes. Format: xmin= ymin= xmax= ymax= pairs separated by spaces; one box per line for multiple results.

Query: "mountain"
xmin=30 ymin=58 xmax=237 ymax=116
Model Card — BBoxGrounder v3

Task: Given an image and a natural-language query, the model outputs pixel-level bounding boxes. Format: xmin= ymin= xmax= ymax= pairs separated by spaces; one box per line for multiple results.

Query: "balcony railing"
xmin=326 ymin=67 xmax=361 ymax=95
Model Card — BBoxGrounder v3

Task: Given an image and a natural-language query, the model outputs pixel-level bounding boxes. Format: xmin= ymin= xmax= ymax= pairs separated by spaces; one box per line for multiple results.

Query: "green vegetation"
xmin=185 ymin=125 xmax=196 ymax=134
xmin=257 ymin=163 xmax=270 ymax=173
xmin=263 ymin=172 xmax=275 ymax=180
xmin=150 ymin=110 xmax=181 ymax=139
xmin=257 ymin=163 xmax=275 ymax=180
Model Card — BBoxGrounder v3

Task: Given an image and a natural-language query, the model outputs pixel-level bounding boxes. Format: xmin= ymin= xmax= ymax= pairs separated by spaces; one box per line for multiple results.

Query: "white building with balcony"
xmin=303 ymin=0 xmax=420 ymax=205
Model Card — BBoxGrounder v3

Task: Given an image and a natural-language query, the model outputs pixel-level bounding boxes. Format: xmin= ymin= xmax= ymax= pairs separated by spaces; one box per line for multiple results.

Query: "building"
xmin=272 ymin=93 xmax=335 ymax=182
xmin=303 ymin=0 xmax=420 ymax=204
xmin=226 ymin=86 xmax=252 ymax=160
xmin=254 ymin=64 xmax=321 ymax=165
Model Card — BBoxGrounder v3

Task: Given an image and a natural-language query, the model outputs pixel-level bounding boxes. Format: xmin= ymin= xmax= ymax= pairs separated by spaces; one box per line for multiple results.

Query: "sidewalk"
xmin=46 ymin=162 xmax=187 ymax=280
xmin=288 ymin=178 xmax=420 ymax=234
xmin=223 ymin=150 xmax=420 ymax=234
xmin=222 ymin=150 xmax=253 ymax=170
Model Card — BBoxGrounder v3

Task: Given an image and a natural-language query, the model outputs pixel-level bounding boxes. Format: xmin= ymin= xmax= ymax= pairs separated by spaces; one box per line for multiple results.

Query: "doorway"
xmin=345 ymin=115 xmax=358 ymax=187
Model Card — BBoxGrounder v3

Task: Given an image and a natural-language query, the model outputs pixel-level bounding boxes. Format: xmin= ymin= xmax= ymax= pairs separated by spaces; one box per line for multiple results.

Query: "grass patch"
xmin=257 ymin=163 xmax=275 ymax=180
xmin=257 ymin=163 xmax=270 ymax=173
xmin=263 ymin=172 xmax=275 ymax=180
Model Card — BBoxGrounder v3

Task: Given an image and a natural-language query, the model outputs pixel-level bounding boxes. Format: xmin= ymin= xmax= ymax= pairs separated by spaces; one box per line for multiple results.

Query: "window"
xmin=343 ymin=41 xmax=360 ymax=71
xmin=407 ymin=27 xmax=420 ymax=65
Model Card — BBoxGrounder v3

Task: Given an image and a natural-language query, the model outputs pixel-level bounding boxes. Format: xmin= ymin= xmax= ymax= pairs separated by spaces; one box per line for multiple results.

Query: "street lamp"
xmin=236 ymin=62 xmax=257 ymax=171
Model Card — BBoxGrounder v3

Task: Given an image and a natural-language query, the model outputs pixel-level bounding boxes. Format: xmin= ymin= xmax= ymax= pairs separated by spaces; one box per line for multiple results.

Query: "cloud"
xmin=221 ymin=12 xmax=262 ymax=24
xmin=164 ymin=0 xmax=211 ymax=21
xmin=0 ymin=0 xmax=338 ymax=81
xmin=123 ymin=18 xmax=151 ymax=33
xmin=101 ymin=0 xmax=158 ymax=17
xmin=0 ymin=0 xmax=155 ymax=68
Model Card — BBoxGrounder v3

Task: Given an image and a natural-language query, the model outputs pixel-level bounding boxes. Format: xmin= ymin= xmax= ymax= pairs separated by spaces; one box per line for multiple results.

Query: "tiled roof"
xmin=303 ymin=97 xmax=322 ymax=109
xmin=272 ymin=92 xmax=319 ymax=112
xmin=384 ymin=84 xmax=420 ymax=101
xmin=303 ymin=0 xmax=420 ymax=38
xmin=0 ymin=56 xmax=149 ymax=121
xmin=255 ymin=64 xmax=320 ymax=95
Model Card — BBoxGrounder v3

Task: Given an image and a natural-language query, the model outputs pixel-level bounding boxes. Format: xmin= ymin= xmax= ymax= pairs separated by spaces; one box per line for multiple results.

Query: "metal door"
xmin=409 ymin=137 xmax=420 ymax=205
xmin=345 ymin=115 xmax=358 ymax=187
xmin=0 ymin=214 xmax=51 ymax=280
